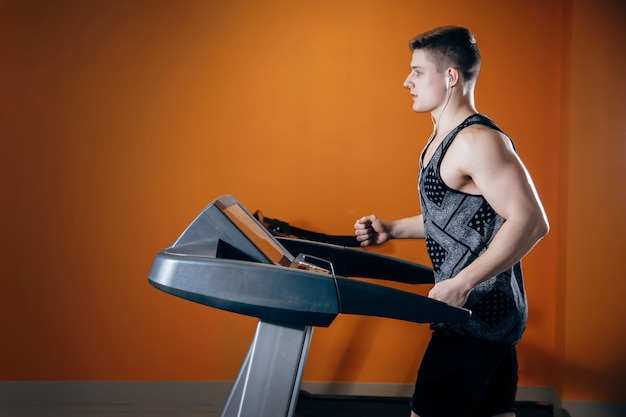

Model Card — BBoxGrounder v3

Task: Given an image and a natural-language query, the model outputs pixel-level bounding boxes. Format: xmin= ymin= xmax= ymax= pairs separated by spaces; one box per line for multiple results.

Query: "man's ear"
xmin=446 ymin=68 xmax=459 ymax=88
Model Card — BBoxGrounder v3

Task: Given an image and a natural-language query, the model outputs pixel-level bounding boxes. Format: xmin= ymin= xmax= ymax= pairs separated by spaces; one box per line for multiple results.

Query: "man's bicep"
xmin=466 ymin=137 xmax=539 ymax=220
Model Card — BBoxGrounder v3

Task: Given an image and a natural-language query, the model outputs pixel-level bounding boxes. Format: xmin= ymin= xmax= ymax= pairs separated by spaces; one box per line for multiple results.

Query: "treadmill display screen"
xmin=218 ymin=199 xmax=293 ymax=267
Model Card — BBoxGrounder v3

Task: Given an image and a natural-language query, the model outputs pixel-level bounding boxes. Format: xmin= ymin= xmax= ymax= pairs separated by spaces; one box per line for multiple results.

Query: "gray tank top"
xmin=418 ymin=114 xmax=527 ymax=344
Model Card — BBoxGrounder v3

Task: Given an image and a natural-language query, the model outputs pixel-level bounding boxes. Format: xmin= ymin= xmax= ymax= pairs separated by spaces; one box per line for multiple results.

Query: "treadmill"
xmin=148 ymin=195 xmax=472 ymax=417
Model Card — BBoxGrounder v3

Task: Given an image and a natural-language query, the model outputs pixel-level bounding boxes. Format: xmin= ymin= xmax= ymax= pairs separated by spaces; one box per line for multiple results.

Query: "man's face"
xmin=403 ymin=49 xmax=447 ymax=113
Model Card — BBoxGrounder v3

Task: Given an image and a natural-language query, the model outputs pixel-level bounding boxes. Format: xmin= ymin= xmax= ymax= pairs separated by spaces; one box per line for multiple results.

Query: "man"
xmin=354 ymin=26 xmax=549 ymax=417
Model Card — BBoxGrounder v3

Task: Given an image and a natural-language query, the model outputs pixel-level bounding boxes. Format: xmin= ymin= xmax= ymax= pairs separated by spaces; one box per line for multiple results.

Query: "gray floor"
xmin=0 ymin=381 xmax=557 ymax=417
xmin=0 ymin=405 xmax=222 ymax=417
xmin=0 ymin=402 xmax=556 ymax=417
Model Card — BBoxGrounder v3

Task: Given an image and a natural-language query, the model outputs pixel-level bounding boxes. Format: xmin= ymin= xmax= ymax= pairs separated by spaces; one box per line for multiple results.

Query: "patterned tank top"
xmin=418 ymin=114 xmax=527 ymax=344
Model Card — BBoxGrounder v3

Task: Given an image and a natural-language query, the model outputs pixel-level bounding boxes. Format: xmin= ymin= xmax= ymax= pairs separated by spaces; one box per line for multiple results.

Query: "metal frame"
xmin=220 ymin=320 xmax=313 ymax=417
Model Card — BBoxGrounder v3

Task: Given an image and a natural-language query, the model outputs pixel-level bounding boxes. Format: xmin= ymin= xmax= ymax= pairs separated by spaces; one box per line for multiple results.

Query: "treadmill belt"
xmin=295 ymin=393 xmax=554 ymax=417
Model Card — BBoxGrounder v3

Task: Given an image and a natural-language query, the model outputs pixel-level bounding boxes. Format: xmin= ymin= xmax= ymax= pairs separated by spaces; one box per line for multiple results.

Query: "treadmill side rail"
xmin=276 ymin=237 xmax=434 ymax=284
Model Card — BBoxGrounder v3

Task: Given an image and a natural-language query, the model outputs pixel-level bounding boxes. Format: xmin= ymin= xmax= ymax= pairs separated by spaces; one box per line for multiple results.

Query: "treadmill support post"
xmin=221 ymin=320 xmax=313 ymax=417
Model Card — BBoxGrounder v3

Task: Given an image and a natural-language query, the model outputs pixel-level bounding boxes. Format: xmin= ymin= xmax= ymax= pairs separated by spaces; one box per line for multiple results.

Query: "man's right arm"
xmin=354 ymin=214 xmax=425 ymax=246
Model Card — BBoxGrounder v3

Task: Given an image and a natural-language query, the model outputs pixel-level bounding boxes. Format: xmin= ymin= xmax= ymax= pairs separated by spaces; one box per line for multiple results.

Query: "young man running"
xmin=354 ymin=26 xmax=549 ymax=417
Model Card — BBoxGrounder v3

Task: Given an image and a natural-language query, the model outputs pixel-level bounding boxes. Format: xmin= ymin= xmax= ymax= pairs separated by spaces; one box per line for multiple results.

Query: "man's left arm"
xmin=429 ymin=129 xmax=550 ymax=307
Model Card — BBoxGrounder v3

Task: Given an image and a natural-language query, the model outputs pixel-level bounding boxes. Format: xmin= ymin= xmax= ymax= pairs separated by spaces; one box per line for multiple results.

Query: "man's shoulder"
xmin=454 ymin=122 xmax=512 ymax=153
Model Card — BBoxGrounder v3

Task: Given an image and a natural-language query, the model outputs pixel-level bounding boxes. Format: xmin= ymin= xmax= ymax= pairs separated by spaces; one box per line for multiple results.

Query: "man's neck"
xmin=431 ymin=99 xmax=477 ymax=137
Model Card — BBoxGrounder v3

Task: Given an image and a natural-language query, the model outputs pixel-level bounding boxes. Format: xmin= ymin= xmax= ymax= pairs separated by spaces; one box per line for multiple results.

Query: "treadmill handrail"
xmin=335 ymin=277 xmax=471 ymax=324
xmin=277 ymin=237 xmax=434 ymax=284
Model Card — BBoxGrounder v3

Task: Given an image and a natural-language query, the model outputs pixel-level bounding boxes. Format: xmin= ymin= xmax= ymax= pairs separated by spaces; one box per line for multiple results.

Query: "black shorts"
xmin=410 ymin=330 xmax=518 ymax=417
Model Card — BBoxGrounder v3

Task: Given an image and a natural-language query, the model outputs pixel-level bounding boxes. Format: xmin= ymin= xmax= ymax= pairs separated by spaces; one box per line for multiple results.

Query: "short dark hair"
xmin=409 ymin=26 xmax=481 ymax=86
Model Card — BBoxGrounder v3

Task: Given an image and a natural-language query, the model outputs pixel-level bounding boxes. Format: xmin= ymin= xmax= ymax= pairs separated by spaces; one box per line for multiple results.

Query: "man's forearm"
xmin=455 ymin=214 xmax=548 ymax=291
xmin=389 ymin=215 xmax=425 ymax=239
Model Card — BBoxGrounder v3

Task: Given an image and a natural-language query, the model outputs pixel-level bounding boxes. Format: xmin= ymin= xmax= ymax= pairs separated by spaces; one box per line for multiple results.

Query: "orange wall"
xmin=555 ymin=0 xmax=626 ymax=402
xmin=0 ymin=0 xmax=620 ymax=404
